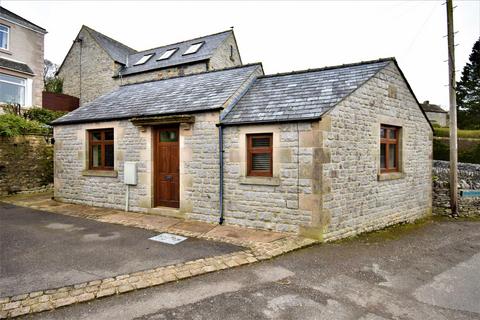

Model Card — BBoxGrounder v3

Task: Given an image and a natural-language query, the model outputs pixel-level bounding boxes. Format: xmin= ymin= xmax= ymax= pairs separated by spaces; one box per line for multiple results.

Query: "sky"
xmin=3 ymin=0 xmax=480 ymax=110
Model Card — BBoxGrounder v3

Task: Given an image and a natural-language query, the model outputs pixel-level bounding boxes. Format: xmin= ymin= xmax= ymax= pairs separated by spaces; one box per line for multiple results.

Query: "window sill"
xmin=82 ymin=170 xmax=118 ymax=178
xmin=0 ymin=48 xmax=12 ymax=55
xmin=378 ymin=172 xmax=405 ymax=181
xmin=239 ymin=176 xmax=280 ymax=186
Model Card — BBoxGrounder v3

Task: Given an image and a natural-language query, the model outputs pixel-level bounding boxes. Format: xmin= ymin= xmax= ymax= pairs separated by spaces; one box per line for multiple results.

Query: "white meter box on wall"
xmin=124 ymin=162 xmax=137 ymax=185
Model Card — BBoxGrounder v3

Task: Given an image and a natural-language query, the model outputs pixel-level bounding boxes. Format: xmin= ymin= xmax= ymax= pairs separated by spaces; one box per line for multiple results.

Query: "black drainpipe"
xmin=218 ymin=124 xmax=225 ymax=225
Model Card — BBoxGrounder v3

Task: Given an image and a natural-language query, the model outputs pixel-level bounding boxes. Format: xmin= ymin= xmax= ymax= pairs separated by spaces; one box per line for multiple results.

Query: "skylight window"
xmin=133 ymin=53 xmax=154 ymax=66
xmin=157 ymin=48 xmax=177 ymax=61
xmin=183 ymin=42 xmax=204 ymax=55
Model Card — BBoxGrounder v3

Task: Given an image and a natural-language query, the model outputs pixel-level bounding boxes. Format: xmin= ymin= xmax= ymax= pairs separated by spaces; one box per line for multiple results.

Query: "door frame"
xmin=153 ymin=125 xmax=180 ymax=208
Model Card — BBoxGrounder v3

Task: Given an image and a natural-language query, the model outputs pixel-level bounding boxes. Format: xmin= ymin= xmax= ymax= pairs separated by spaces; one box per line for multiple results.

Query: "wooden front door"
xmin=154 ymin=126 xmax=180 ymax=208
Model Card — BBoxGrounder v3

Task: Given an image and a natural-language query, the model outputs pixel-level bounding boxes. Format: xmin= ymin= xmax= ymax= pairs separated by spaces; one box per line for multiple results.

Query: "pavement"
xmin=21 ymin=217 xmax=480 ymax=320
xmin=0 ymin=202 xmax=242 ymax=297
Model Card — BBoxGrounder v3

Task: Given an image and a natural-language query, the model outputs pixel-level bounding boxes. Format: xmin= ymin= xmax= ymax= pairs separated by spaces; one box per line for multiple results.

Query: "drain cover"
xmin=149 ymin=233 xmax=187 ymax=245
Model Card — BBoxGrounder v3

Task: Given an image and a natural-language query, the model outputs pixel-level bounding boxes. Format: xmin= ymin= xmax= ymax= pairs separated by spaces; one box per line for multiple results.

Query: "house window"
xmin=0 ymin=73 xmax=25 ymax=105
xmin=157 ymin=48 xmax=177 ymax=60
xmin=380 ymin=125 xmax=399 ymax=173
xmin=247 ymin=133 xmax=273 ymax=177
xmin=133 ymin=53 xmax=154 ymax=66
xmin=0 ymin=25 xmax=9 ymax=50
xmin=88 ymin=129 xmax=114 ymax=170
xmin=183 ymin=42 xmax=203 ymax=55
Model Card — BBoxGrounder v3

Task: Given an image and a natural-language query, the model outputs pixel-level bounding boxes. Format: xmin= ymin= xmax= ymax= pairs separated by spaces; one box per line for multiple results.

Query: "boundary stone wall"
xmin=0 ymin=135 xmax=53 ymax=196
xmin=433 ymin=160 xmax=480 ymax=216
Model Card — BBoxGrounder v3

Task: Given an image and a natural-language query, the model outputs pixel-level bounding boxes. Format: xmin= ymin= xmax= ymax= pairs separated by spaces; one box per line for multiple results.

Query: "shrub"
xmin=44 ymin=77 xmax=63 ymax=93
xmin=23 ymin=107 xmax=66 ymax=125
xmin=0 ymin=114 xmax=49 ymax=137
xmin=434 ymin=127 xmax=480 ymax=139
xmin=433 ymin=138 xmax=480 ymax=164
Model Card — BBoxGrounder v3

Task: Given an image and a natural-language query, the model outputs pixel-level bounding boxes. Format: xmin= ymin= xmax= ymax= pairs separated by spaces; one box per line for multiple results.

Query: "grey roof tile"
xmin=0 ymin=6 xmax=46 ymax=34
xmin=221 ymin=59 xmax=392 ymax=124
xmin=0 ymin=57 xmax=33 ymax=75
xmin=84 ymin=26 xmax=137 ymax=65
xmin=120 ymin=30 xmax=232 ymax=76
xmin=53 ymin=64 xmax=262 ymax=125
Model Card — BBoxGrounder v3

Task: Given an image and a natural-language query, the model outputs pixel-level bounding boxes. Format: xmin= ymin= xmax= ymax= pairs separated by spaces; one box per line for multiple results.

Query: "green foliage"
xmin=23 ymin=107 xmax=66 ymax=125
xmin=456 ymin=37 xmax=480 ymax=129
xmin=44 ymin=77 xmax=63 ymax=93
xmin=0 ymin=114 xmax=49 ymax=137
xmin=433 ymin=138 xmax=480 ymax=164
xmin=434 ymin=127 xmax=480 ymax=139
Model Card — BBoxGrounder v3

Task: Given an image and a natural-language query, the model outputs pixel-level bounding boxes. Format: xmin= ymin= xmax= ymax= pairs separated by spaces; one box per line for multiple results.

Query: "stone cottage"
xmin=56 ymin=26 xmax=242 ymax=106
xmin=421 ymin=100 xmax=448 ymax=127
xmin=52 ymin=58 xmax=433 ymax=241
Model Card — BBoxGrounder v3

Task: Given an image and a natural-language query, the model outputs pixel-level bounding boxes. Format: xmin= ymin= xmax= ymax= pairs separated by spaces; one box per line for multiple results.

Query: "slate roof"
xmin=52 ymin=64 xmax=262 ymax=125
xmin=0 ymin=57 xmax=34 ymax=75
xmin=421 ymin=101 xmax=447 ymax=113
xmin=120 ymin=30 xmax=234 ymax=76
xmin=84 ymin=26 xmax=137 ymax=65
xmin=221 ymin=59 xmax=392 ymax=125
xmin=0 ymin=6 xmax=46 ymax=34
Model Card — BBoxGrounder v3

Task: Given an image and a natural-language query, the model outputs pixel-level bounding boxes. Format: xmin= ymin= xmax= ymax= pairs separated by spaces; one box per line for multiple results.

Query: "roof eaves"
xmin=0 ymin=6 xmax=47 ymax=34
xmin=117 ymin=62 xmax=264 ymax=87
xmin=220 ymin=116 xmax=321 ymax=127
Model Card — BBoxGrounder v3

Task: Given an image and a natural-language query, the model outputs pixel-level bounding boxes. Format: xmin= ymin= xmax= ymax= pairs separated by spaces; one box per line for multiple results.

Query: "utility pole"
xmin=446 ymin=0 xmax=459 ymax=216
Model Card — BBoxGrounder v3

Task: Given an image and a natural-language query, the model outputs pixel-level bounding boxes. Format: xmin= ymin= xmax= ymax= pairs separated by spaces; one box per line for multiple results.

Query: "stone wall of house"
xmin=53 ymin=120 xmax=151 ymax=211
xmin=426 ymin=111 xmax=448 ymax=127
xmin=221 ymin=122 xmax=316 ymax=233
xmin=0 ymin=17 xmax=45 ymax=106
xmin=0 ymin=135 xmax=53 ymax=196
xmin=209 ymin=33 xmax=242 ymax=70
xmin=316 ymin=62 xmax=433 ymax=241
xmin=57 ymin=29 xmax=119 ymax=106
xmin=53 ymin=111 xmax=222 ymax=218
xmin=118 ymin=63 xmax=208 ymax=86
xmin=432 ymin=160 xmax=480 ymax=216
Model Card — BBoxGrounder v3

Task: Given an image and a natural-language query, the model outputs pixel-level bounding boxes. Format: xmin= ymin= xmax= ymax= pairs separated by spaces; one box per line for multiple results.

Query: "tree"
xmin=43 ymin=59 xmax=63 ymax=93
xmin=456 ymin=37 xmax=480 ymax=129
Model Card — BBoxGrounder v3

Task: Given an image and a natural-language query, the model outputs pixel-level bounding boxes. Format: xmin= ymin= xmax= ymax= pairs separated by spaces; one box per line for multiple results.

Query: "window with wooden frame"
xmin=247 ymin=133 xmax=273 ymax=177
xmin=88 ymin=129 xmax=114 ymax=170
xmin=380 ymin=125 xmax=400 ymax=173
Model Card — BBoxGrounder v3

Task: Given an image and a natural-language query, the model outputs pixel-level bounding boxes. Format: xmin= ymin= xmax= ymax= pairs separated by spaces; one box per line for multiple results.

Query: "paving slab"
xmin=171 ymin=221 xmax=217 ymax=234
xmin=205 ymin=225 xmax=286 ymax=243
xmin=0 ymin=202 xmax=242 ymax=297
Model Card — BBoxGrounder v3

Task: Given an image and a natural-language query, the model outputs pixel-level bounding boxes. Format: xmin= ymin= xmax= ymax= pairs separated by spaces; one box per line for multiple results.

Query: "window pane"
xmin=0 ymin=81 xmax=24 ymax=105
xmin=92 ymin=145 xmax=101 ymax=167
xmin=104 ymin=129 xmax=114 ymax=141
xmin=388 ymin=144 xmax=396 ymax=168
xmin=160 ymin=131 xmax=177 ymax=142
xmin=380 ymin=144 xmax=386 ymax=169
xmin=105 ymin=144 xmax=114 ymax=167
xmin=252 ymin=153 xmax=271 ymax=171
xmin=91 ymin=131 xmax=101 ymax=141
xmin=0 ymin=28 xmax=7 ymax=50
xmin=389 ymin=129 xmax=396 ymax=139
xmin=380 ymin=127 xmax=386 ymax=139
xmin=0 ymin=74 xmax=25 ymax=85
xmin=252 ymin=137 xmax=270 ymax=148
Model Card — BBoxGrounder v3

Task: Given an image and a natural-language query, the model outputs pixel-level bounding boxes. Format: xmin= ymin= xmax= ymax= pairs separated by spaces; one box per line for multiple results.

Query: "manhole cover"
xmin=149 ymin=233 xmax=187 ymax=245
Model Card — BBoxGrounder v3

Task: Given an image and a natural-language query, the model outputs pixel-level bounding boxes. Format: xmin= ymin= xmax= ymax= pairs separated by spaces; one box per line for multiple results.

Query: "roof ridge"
xmin=259 ymin=57 xmax=395 ymax=79
xmin=0 ymin=6 xmax=46 ymax=33
xmin=82 ymin=25 xmax=137 ymax=53
xmin=132 ymin=29 xmax=233 ymax=56
xmin=120 ymin=62 xmax=263 ymax=87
